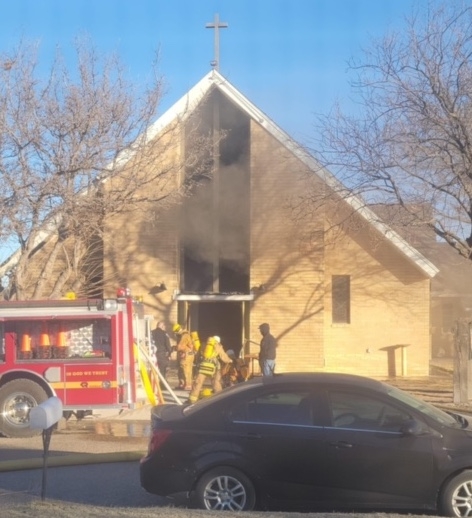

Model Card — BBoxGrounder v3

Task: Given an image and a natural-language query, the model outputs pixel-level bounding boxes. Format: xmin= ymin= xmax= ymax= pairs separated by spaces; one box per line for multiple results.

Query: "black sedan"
xmin=140 ymin=372 xmax=472 ymax=515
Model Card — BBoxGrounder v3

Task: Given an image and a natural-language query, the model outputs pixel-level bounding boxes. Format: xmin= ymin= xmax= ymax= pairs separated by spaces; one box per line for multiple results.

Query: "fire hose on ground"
xmin=0 ymin=450 xmax=145 ymax=473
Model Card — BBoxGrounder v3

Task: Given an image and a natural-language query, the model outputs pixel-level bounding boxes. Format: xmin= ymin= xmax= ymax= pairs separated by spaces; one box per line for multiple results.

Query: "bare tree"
xmin=0 ymin=39 xmax=211 ymax=300
xmin=310 ymin=2 xmax=472 ymax=259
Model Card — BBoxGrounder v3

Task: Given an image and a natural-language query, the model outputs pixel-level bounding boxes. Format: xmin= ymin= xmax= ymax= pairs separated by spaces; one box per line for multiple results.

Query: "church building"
xmin=102 ymin=68 xmax=438 ymax=378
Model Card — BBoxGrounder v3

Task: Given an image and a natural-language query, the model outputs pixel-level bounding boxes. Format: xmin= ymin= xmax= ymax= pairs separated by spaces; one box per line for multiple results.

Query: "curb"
xmin=0 ymin=450 xmax=146 ymax=473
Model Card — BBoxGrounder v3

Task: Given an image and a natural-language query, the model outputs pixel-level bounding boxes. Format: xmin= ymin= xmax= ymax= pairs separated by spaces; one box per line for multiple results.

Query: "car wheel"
xmin=194 ymin=466 xmax=256 ymax=511
xmin=440 ymin=471 xmax=472 ymax=517
xmin=0 ymin=379 xmax=48 ymax=438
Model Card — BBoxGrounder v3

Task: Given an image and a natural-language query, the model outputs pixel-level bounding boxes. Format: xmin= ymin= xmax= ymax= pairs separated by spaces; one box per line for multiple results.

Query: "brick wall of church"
xmin=102 ymin=130 xmax=184 ymax=327
xmin=323 ymin=210 xmax=431 ymax=377
xmin=249 ymin=122 xmax=325 ymax=373
xmin=248 ymin=121 xmax=431 ymax=377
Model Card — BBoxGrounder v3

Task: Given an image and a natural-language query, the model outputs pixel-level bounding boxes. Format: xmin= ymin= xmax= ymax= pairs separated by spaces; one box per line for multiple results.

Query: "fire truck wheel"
xmin=0 ymin=379 xmax=48 ymax=438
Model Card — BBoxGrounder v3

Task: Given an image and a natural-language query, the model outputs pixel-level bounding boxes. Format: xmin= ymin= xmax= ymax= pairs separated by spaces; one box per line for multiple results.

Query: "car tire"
xmin=0 ymin=379 xmax=48 ymax=438
xmin=440 ymin=470 xmax=472 ymax=517
xmin=194 ymin=466 xmax=256 ymax=511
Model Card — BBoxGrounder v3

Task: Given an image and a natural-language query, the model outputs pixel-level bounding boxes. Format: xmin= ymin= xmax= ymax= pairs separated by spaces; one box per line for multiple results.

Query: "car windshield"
xmin=386 ymin=384 xmax=459 ymax=427
xmin=182 ymin=379 xmax=264 ymax=415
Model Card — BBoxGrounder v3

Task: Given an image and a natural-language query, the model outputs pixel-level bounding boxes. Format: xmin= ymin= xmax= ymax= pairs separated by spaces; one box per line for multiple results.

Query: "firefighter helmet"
xmin=173 ymin=323 xmax=182 ymax=333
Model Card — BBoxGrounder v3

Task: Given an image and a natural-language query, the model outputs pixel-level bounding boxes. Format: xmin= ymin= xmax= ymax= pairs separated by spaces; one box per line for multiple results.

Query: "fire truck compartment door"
xmin=59 ymin=364 xmax=117 ymax=406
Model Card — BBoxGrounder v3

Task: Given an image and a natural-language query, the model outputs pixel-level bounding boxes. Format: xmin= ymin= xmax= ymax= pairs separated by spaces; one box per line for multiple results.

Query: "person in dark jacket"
xmin=151 ymin=321 xmax=173 ymax=381
xmin=258 ymin=322 xmax=277 ymax=376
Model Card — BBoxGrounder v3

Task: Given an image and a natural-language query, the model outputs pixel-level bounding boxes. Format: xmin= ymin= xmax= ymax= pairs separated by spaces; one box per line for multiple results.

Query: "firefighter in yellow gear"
xmin=173 ymin=323 xmax=195 ymax=390
xmin=188 ymin=336 xmax=232 ymax=403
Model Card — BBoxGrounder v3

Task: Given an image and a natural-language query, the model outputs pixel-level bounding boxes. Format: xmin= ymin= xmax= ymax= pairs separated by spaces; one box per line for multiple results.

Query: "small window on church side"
xmin=332 ymin=275 xmax=350 ymax=324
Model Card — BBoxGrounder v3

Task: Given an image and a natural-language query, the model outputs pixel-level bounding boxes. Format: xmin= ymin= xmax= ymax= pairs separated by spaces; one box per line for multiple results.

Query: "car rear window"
xmin=182 ymin=380 xmax=263 ymax=416
xmin=230 ymin=390 xmax=318 ymax=426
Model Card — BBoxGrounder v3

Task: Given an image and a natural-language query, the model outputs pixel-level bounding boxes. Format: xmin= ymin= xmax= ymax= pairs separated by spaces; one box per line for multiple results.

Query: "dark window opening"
xmin=332 ymin=275 xmax=350 ymax=324
xmin=182 ymin=90 xmax=250 ymax=294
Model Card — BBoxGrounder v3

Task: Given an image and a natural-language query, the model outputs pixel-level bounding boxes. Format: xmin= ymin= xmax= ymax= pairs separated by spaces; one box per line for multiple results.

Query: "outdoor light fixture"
xmin=149 ymin=283 xmax=167 ymax=295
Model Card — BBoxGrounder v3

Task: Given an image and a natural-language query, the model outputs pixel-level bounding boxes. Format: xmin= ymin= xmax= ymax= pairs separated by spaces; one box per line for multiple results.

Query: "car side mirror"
xmin=400 ymin=418 xmax=430 ymax=436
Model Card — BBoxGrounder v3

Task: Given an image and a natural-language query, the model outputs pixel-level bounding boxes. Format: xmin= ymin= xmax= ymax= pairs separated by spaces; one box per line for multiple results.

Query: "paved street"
xmin=0 ymin=460 xmax=175 ymax=507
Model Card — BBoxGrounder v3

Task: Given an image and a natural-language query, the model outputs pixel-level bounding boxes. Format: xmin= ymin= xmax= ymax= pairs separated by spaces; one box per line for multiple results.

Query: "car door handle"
xmin=329 ymin=441 xmax=353 ymax=448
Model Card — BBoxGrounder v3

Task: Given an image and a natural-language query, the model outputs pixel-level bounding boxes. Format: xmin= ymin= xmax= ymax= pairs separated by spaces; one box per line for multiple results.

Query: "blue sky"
xmin=1 ymin=0 xmax=431 ymax=143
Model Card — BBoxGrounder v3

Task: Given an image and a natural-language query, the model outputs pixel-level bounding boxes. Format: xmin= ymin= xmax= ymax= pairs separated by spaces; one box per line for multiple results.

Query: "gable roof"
xmin=155 ymin=69 xmax=438 ymax=278
xmin=0 ymin=69 xmax=439 ymax=279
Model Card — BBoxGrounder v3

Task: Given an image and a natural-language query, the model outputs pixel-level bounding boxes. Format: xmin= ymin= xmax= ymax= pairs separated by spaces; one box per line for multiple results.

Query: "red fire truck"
xmin=0 ymin=289 xmax=152 ymax=438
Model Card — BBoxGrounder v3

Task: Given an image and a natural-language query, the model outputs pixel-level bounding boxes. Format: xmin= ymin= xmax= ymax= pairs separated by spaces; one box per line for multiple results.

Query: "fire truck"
xmin=0 ymin=289 xmax=153 ymax=438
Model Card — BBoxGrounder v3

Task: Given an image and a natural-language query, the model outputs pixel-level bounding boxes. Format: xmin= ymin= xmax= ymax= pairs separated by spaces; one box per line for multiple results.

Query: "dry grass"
xmin=1 ymin=501 xmax=435 ymax=518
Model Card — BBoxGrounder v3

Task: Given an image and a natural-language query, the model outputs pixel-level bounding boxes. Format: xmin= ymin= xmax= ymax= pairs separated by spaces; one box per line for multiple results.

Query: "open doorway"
xmin=183 ymin=300 xmax=247 ymax=357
